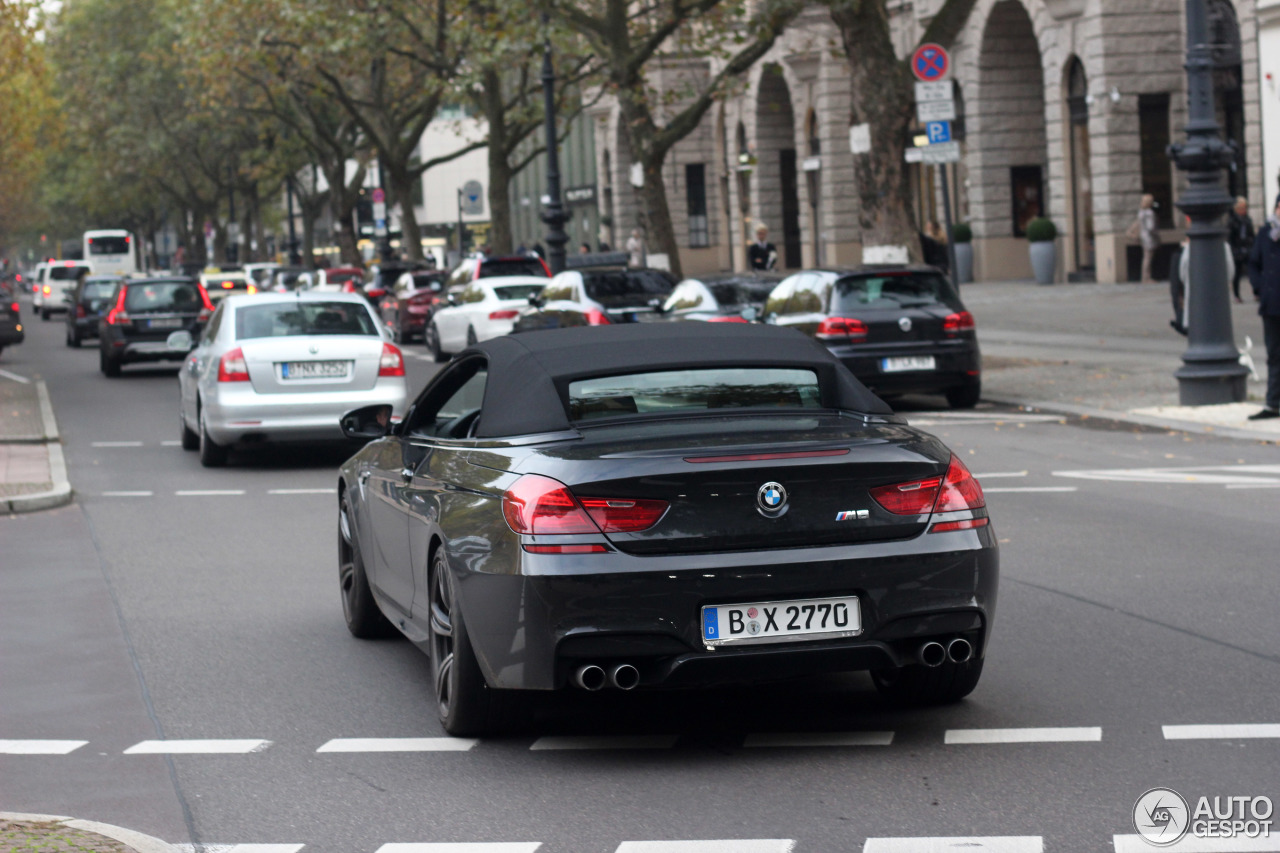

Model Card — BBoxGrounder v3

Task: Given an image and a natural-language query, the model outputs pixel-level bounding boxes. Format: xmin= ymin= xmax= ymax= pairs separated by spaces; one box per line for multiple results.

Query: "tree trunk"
xmin=213 ymin=221 xmax=228 ymax=265
xmin=300 ymin=208 xmax=317 ymax=268
xmin=482 ymin=70 xmax=514 ymax=256
xmin=387 ymin=164 xmax=423 ymax=261
xmin=639 ymin=156 xmax=681 ymax=278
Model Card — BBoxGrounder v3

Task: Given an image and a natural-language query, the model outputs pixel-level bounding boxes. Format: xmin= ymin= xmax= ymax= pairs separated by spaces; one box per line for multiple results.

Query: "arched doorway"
xmin=1209 ymin=0 xmax=1247 ymax=199
xmin=1065 ymin=57 xmax=1094 ymax=277
xmin=974 ymin=1 xmax=1048 ymax=258
xmin=754 ymin=65 xmax=801 ymax=269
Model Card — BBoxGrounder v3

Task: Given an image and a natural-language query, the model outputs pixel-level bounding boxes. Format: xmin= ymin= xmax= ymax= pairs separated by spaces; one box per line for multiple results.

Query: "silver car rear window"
xmin=235 ymin=302 xmax=378 ymax=339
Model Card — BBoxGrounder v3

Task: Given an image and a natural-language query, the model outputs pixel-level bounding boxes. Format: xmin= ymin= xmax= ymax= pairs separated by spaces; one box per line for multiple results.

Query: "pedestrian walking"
xmin=1169 ymin=230 xmax=1189 ymax=335
xmin=1228 ymin=196 xmax=1256 ymax=303
xmin=1133 ymin=194 xmax=1160 ymax=283
xmin=1245 ymin=195 xmax=1280 ymax=420
xmin=748 ymin=223 xmax=777 ymax=271
xmin=626 ymin=229 xmax=645 ymax=268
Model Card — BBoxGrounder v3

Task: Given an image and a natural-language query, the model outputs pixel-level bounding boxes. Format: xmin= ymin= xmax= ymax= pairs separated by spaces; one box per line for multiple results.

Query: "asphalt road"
xmin=2 ymin=306 xmax=1278 ymax=853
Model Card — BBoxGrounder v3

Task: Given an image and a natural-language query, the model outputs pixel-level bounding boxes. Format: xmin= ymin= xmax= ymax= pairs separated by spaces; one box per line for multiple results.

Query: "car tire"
xmin=465 ymin=326 xmax=477 ymax=348
xmin=66 ymin=326 xmax=81 ymax=348
xmin=100 ymin=350 xmax=121 ymax=377
xmin=198 ymin=405 xmax=228 ymax=467
xmin=426 ymin=322 xmax=446 ymax=363
xmin=338 ymin=493 xmax=396 ymax=639
xmin=946 ymin=381 xmax=981 ymax=410
xmin=179 ymin=402 xmax=199 ymax=451
xmin=429 ymin=549 xmax=525 ymax=736
xmin=40 ymin=308 xmax=50 ymax=321
xmin=871 ymin=657 xmax=984 ymax=706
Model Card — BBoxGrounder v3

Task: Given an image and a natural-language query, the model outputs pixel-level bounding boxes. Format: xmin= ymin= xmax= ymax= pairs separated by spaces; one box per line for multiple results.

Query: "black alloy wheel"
xmin=338 ymin=494 xmax=395 ymax=638
xmin=426 ymin=322 xmax=446 ymax=363
xmin=198 ymin=404 xmax=228 ymax=467
xmin=179 ymin=395 xmax=198 ymax=451
xmin=871 ymin=657 xmax=984 ymax=706
xmin=946 ymin=380 xmax=981 ymax=410
xmin=100 ymin=349 xmax=121 ymax=377
xmin=40 ymin=308 xmax=50 ymax=321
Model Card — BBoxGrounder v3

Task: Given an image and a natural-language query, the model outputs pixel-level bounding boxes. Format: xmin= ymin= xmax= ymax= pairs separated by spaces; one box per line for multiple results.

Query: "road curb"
xmin=985 ymin=397 xmax=1280 ymax=444
xmin=0 ymin=811 xmax=180 ymax=853
xmin=36 ymin=379 xmax=61 ymax=441
xmin=2 ymin=379 xmax=74 ymax=514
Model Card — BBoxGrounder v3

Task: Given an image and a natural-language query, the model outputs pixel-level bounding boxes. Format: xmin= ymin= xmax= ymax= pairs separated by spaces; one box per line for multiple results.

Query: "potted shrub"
xmin=952 ymin=223 xmax=973 ymax=284
xmin=1026 ymin=217 xmax=1057 ymax=284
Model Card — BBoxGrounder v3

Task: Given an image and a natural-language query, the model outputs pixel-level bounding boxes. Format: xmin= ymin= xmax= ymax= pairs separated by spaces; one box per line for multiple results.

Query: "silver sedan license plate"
xmin=282 ymin=360 xmax=349 ymax=379
xmin=882 ymin=355 xmax=936 ymax=373
xmin=702 ymin=595 xmax=861 ymax=647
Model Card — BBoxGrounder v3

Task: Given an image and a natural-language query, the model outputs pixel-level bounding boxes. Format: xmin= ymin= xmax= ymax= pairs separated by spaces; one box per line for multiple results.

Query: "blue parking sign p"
xmin=926 ymin=121 xmax=952 ymax=144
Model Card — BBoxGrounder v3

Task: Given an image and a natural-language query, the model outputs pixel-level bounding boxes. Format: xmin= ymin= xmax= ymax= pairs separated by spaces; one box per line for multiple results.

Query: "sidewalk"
xmin=0 ymin=373 xmax=73 ymax=513
xmin=0 ymin=812 xmax=177 ymax=853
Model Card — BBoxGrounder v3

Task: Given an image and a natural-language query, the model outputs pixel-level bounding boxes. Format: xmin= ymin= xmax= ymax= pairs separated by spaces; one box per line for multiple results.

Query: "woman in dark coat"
xmin=1245 ymin=195 xmax=1280 ymax=420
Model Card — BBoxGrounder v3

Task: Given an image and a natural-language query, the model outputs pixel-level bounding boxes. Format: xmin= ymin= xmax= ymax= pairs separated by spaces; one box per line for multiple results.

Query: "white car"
xmin=176 ymin=292 xmax=407 ymax=467
xmin=32 ymin=261 xmax=92 ymax=320
xmin=426 ymin=276 xmax=547 ymax=361
xmin=298 ymin=267 xmax=365 ymax=294
xmin=242 ymin=262 xmax=281 ymax=288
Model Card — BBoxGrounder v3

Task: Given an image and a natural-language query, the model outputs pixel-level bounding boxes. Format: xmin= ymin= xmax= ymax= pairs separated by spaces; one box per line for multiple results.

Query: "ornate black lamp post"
xmin=1168 ymin=0 xmax=1248 ymax=404
xmin=539 ymin=11 xmax=569 ymax=274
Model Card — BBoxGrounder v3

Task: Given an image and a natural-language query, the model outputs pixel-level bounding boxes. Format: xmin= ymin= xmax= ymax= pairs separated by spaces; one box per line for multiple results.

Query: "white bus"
xmin=83 ymin=229 xmax=138 ymax=276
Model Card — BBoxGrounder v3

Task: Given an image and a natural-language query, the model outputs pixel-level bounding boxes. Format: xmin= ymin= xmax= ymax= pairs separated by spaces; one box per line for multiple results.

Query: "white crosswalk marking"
xmin=124 ymin=739 xmax=271 ymax=754
xmin=0 ymin=739 xmax=87 ymax=754
xmin=864 ymin=839 xmax=1043 ymax=853
xmin=376 ymin=845 xmax=542 ymax=852
xmin=1054 ymin=464 xmax=1280 ymax=486
xmin=529 ymin=735 xmax=678 ymax=750
xmin=945 ymin=727 xmax=1101 ymax=744
xmin=174 ymin=490 xmax=246 ymax=497
xmin=268 ymin=489 xmax=337 ymax=495
xmin=91 ymin=441 xmax=144 ymax=447
xmin=1163 ymin=724 xmax=1280 ymax=740
xmin=174 ymin=846 xmax=304 ymax=853
xmin=102 ymin=491 xmax=154 ymax=497
xmin=317 ymin=738 xmax=478 ymax=752
xmin=1113 ymin=836 xmax=1280 ymax=852
xmin=744 ymin=731 xmax=894 ymax=747
xmin=615 ymin=842 xmax=794 ymax=853
xmin=983 ymin=487 xmax=1077 ymax=494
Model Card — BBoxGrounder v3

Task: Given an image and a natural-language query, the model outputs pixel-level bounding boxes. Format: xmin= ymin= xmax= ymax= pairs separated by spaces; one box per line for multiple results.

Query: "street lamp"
xmin=539 ymin=11 xmax=569 ymax=274
xmin=1168 ymin=0 xmax=1248 ymax=404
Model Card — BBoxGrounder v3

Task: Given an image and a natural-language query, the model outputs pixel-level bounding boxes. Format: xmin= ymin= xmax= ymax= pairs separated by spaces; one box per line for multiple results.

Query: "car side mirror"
xmin=166 ymin=330 xmax=194 ymax=351
xmin=527 ymin=293 xmax=544 ymax=308
xmin=740 ymin=305 xmax=761 ymax=322
xmin=340 ymin=404 xmax=394 ymax=440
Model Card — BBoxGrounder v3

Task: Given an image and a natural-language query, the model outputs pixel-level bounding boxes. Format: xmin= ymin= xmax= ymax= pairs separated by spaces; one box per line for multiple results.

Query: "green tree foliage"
xmin=0 ymin=0 xmax=57 ymax=246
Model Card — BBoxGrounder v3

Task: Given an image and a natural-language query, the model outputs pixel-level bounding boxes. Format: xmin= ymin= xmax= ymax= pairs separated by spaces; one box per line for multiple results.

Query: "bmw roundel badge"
xmin=757 ymin=481 xmax=788 ymax=515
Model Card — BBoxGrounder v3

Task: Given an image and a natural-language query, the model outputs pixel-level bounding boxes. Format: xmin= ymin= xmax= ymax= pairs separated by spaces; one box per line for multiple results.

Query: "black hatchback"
xmin=765 ymin=266 xmax=981 ymax=408
xmin=98 ymin=277 xmax=212 ymax=377
xmin=64 ymin=275 xmax=123 ymax=348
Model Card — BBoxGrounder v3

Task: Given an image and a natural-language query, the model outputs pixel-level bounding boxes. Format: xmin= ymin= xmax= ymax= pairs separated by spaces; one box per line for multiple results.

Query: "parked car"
xmin=64 ymin=274 xmax=123 ymax=347
xmin=200 ymin=270 xmax=255 ymax=303
xmin=512 ymin=267 xmax=676 ymax=332
xmin=334 ymin=322 xmax=997 ymax=735
xmin=445 ymin=254 xmax=550 ymax=290
xmin=267 ymin=267 xmax=306 ymax=292
xmin=765 ymin=266 xmax=981 ymax=409
xmin=426 ymin=276 xmax=547 ymax=361
xmin=175 ymin=292 xmax=407 ymax=467
xmin=98 ymin=277 xmax=213 ymax=377
xmin=242 ymin=262 xmax=281 ymax=288
xmin=661 ymin=272 xmax=783 ymax=322
xmin=0 ymin=294 xmax=23 ymax=357
xmin=299 ymin=266 xmax=365 ymax=293
xmin=33 ymin=261 xmax=92 ymax=320
xmin=381 ymin=270 xmax=447 ymax=344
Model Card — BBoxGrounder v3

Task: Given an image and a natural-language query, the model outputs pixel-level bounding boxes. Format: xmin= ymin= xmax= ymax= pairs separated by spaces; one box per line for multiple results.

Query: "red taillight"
xmin=489 ymin=309 xmax=518 ymax=320
xmin=584 ymin=309 xmax=610 ymax=326
xmin=105 ymin=288 xmax=129 ymax=325
xmin=578 ymin=497 xmax=668 ymax=533
xmin=933 ymin=455 xmax=986 ymax=513
xmin=366 ymin=288 xmax=385 ymax=299
xmin=10 ymin=302 xmax=19 ymax=314
xmin=42 ymin=285 xmax=52 ymax=295
xmin=76 ymin=304 xmax=86 ymax=319
xmin=378 ymin=343 xmax=405 ymax=377
xmin=685 ymin=449 xmax=850 ymax=464
xmin=706 ymin=316 xmax=749 ymax=323
xmin=342 ymin=281 xmax=356 ymax=293
xmin=199 ymin=287 xmax=214 ymax=311
xmin=502 ymin=475 xmax=599 ymax=535
xmin=523 ymin=544 xmax=609 ymax=555
xmin=221 ymin=281 xmax=235 ymax=289
xmin=944 ymin=311 xmax=975 ymax=336
xmin=217 ymin=347 xmax=250 ymax=382
xmin=870 ymin=455 xmax=987 ymax=522
xmin=869 ymin=476 xmax=942 ymax=516
xmin=930 ymin=518 xmax=990 ymax=533
xmin=815 ymin=317 xmax=868 ymax=341
xmin=197 ymin=308 xmax=212 ymax=323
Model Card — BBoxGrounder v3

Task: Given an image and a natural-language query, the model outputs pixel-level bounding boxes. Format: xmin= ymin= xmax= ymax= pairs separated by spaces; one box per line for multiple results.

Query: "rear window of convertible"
xmin=568 ymin=368 xmax=823 ymax=421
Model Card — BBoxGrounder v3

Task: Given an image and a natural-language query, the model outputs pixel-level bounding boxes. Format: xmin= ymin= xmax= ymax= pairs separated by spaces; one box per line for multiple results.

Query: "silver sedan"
xmin=176 ymin=293 xmax=407 ymax=466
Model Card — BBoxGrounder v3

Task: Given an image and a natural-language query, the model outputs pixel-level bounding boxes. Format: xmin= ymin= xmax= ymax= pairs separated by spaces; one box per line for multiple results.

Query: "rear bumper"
xmin=457 ymin=526 xmax=999 ymax=691
xmin=826 ymin=340 xmax=980 ymax=395
xmin=108 ymin=340 xmax=189 ymax=364
xmin=0 ymin=326 xmax=24 ymax=346
xmin=203 ymin=380 xmax=407 ymax=444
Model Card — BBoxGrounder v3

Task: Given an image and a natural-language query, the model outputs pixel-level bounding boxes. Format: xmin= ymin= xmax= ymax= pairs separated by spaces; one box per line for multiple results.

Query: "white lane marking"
xmin=0 ymin=739 xmax=88 ymax=754
xmin=269 ymin=488 xmax=338 ymax=495
xmin=317 ymin=738 xmax=478 ymax=752
xmin=123 ymin=739 xmax=270 ymax=754
xmin=972 ymin=471 xmax=1028 ymax=479
xmin=865 ymin=839 xmax=1043 ymax=853
xmin=1055 ymin=464 xmax=1280 ymax=486
xmin=529 ymin=735 xmax=678 ymax=751
xmin=944 ymin=727 xmax=1101 ymax=745
xmin=161 ymin=440 xmax=182 ymax=447
xmin=1114 ymin=835 xmax=1280 ymax=852
xmin=1163 ymin=724 xmax=1280 ymax=740
xmin=983 ymin=487 xmax=1078 ymax=494
xmin=744 ymin=731 xmax=894 ymax=748
xmin=1225 ymin=483 xmax=1280 ymax=489
xmin=174 ymin=490 xmax=246 ymax=497
xmin=616 ymin=843 xmax=795 ymax=853
xmin=376 ymin=840 xmax=542 ymax=845
xmin=101 ymin=491 xmax=154 ymax=497
xmin=175 ymin=847 xmax=305 ymax=853
xmin=0 ymin=368 xmax=31 ymax=383
xmin=91 ymin=441 xmax=144 ymax=447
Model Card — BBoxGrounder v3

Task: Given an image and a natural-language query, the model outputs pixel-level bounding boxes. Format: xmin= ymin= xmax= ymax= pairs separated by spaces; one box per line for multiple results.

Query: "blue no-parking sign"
xmin=911 ymin=43 xmax=951 ymax=82
xmin=926 ymin=121 xmax=952 ymax=144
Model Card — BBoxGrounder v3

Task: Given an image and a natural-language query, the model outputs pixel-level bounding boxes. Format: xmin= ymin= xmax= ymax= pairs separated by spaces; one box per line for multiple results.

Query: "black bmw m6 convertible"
xmin=337 ymin=323 xmax=998 ymax=735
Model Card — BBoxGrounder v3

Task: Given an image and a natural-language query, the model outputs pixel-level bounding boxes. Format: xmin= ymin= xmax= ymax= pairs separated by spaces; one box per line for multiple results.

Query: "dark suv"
xmin=765 ymin=266 xmax=981 ymax=408
xmin=64 ymin=275 xmax=123 ymax=347
xmin=513 ymin=267 xmax=675 ymax=331
xmin=98 ymin=277 xmax=212 ymax=377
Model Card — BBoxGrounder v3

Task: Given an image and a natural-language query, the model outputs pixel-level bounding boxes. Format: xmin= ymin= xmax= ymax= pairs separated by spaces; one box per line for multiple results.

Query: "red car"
xmin=380 ymin=270 xmax=447 ymax=343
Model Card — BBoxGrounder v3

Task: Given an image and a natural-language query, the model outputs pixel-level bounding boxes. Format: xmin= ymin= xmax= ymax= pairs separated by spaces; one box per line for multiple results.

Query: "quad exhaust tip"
xmin=947 ymin=638 xmax=973 ymax=664
xmin=574 ymin=664 xmax=606 ymax=691
xmin=918 ymin=641 xmax=946 ymax=668
xmin=608 ymin=663 xmax=640 ymax=691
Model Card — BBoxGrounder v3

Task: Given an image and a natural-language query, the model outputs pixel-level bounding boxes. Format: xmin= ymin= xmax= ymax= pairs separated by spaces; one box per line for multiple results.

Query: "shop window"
xmin=686 ymin=164 xmax=709 ymax=248
xmin=1010 ymin=166 xmax=1044 ymax=237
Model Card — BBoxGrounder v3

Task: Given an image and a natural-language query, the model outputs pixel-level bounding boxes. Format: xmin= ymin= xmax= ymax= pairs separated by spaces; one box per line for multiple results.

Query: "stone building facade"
xmin=590 ymin=0 xmax=1264 ymax=283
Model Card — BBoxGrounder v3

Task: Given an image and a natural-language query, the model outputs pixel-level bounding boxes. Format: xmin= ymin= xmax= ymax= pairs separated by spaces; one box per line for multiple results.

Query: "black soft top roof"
xmin=464 ymin=323 xmax=891 ymax=438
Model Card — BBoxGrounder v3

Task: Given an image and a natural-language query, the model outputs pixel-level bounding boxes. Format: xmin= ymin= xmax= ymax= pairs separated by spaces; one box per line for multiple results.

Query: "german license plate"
xmin=702 ymin=595 xmax=861 ymax=647
xmin=148 ymin=318 xmax=182 ymax=329
xmin=882 ymin=356 xmax=936 ymax=373
xmin=282 ymin=360 xmax=349 ymax=379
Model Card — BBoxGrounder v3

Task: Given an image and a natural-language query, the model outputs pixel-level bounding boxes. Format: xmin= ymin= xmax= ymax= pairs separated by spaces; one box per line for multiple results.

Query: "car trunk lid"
xmin=240 ymin=336 xmax=384 ymax=394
